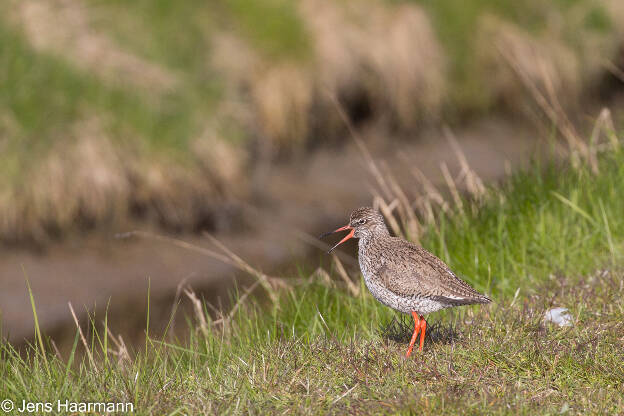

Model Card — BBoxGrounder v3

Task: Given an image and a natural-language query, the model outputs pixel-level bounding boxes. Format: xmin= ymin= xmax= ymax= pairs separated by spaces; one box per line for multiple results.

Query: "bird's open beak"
xmin=319 ymin=224 xmax=354 ymax=253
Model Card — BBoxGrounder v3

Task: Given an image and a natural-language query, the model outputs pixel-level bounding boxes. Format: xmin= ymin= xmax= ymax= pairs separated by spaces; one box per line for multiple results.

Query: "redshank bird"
xmin=321 ymin=207 xmax=491 ymax=357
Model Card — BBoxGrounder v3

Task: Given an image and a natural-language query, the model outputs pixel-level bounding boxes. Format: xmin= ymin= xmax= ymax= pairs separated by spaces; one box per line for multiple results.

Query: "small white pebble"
xmin=544 ymin=307 xmax=573 ymax=327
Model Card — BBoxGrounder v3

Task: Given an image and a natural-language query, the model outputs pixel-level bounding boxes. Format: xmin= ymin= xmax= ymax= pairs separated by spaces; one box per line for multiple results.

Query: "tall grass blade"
xmin=146 ymin=277 xmax=151 ymax=357
xmin=23 ymin=266 xmax=51 ymax=379
xmin=598 ymin=199 xmax=616 ymax=264
xmin=68 ymin=302 xmax=97 ymax=370
xmin=551 ymin=191 xmax=597 ymax=226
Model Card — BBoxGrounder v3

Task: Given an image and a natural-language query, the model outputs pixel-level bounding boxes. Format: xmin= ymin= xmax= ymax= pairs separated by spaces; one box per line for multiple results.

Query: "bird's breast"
xmin=357 ymin=239 xmax=381 ymax=283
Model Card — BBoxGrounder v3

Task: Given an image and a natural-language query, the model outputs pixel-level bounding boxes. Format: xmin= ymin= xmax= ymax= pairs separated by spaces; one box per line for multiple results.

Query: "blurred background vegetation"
xmin=1 ymin=0 xmax=623 ymax=243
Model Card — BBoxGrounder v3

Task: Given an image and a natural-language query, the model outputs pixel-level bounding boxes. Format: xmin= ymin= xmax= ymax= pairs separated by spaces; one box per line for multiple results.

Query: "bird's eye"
xmin=358 ymin=219 xmax=367 ymax=225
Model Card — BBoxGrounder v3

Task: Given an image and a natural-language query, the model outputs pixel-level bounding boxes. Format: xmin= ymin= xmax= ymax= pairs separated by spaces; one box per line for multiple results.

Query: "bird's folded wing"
xmin=379 ymin=245 xmax=490 ymax=303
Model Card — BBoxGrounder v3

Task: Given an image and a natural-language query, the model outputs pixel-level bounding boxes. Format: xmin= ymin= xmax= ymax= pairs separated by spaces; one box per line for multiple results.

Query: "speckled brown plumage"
xmin=322 ymin=206 xmax=491 ymax=356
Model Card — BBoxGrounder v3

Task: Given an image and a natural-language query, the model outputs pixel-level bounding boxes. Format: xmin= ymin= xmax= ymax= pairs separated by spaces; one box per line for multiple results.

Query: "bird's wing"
xmin=378 ymin=241 xmax=490 ymax=304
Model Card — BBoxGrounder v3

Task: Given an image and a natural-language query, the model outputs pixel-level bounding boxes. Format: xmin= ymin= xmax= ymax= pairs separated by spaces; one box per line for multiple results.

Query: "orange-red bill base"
xmin=320 ymin=225 xmax=355 ymax=253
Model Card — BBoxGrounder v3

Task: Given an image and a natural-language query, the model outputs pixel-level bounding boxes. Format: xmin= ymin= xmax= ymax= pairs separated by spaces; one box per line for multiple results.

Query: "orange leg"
xmin=405 ymin=311 xmax=420 ymax=358
xmin=418 ymin=316 xmax=427 ymax=352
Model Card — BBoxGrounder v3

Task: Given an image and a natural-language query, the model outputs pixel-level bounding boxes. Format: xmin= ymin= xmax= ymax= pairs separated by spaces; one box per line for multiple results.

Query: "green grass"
xmin=88 ymin=0 xmax=310 ymax=65
xmin=2 ymin=139 xmax=624 ymax=413
xmin=225 ymin=0 xmax=311 ymax=60
xmin=422 ymin=151 xmax=624 ymax=296
xmin=87 ymin=0 xmax=216 ymax=70
xmin=4 ymin=272 xmax=623 ymax=414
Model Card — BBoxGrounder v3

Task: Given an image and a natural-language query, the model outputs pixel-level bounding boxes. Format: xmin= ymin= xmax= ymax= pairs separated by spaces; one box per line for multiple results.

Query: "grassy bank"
xmin=2 ymin=126 xmax=624 ymax=413
xmin=1 ymin=0 xmax=623 ymax=241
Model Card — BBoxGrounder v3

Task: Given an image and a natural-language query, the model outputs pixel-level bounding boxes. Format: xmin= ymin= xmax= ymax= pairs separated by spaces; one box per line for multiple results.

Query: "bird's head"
xmin=320 ymin=207 xmax=388 ymax=253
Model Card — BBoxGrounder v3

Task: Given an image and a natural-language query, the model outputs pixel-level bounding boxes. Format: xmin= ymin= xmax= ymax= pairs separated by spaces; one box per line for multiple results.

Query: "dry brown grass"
xmin=606 ymin=0 xmax=624 ymax=38
xmin=476 ymin=2 xmax=620 ymax=116
xmin=302 ymin=0 xmax=445 ymax=131
xmin=210 ymin=33 xmax=262 ymax=137
xmin=209 ymin=0 xmax=621 ymax=152
xmin=212 ymin=33 xmax=314 ymax=152
xmin=4 ymin=119 xmax=130 ymax=241
xmin=210 ymin=0 xmax=445 ymax=149
xmin=251 ymin=64 xmax=313 ymax=149
xmin=477 ymin=15 xmax=581 ymax=113
xmin=191 ymin=126 xmax=247 ymax=190
xmin=0 ymin=118 xmax=249 ymax=242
